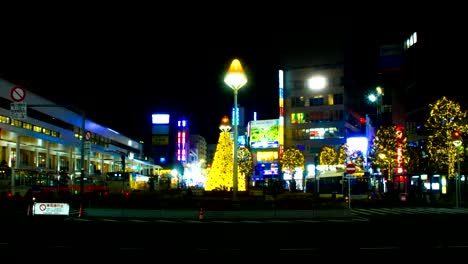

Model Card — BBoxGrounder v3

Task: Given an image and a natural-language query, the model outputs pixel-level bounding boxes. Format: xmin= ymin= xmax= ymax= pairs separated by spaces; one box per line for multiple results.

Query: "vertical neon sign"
xmin=279 ymin=69 xmax=284 ymax=157
xmin=177 ymin=120 xmax=188 ymax=162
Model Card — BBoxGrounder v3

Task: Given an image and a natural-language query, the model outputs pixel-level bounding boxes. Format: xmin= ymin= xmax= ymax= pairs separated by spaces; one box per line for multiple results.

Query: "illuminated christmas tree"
xmin=205 ymin=116 xmax=246 ymax=191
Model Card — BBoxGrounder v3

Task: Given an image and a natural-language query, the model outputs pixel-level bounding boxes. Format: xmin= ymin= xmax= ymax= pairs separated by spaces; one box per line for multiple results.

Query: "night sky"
xmin=1 ymin=26 xmax=352 ymax=145
xmin=1 ymin=39 xmax=284 ymax=144
xmin=1 ymin=6 xmax=466 ymax=154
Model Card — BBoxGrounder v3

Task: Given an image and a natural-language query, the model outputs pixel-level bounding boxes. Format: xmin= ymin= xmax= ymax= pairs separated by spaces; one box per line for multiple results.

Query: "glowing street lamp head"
xmin=376 ymin=86 xmax=384 ymax=96
xmin=224 ymin=59 xmax=247 ymax=91
xmin=219 ymin=115 xmax=232 ymax=132
xmin=307 ymin=76 xmax=326 ymax=90
xmin=368 ymin=93 xmax=377 ymax=103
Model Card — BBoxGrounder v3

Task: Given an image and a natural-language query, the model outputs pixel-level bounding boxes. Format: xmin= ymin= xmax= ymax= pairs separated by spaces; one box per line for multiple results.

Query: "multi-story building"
xmin=362 ymin=31 xmax=468 ymax=196
xmin=282 ymin=64 xmax=362 ymax=184
xmin=189 ymin=134 xmax=207 ymax=165
xmin=150 ymin=112 xmax=175 ymax=168
xmin=185 ymin=134 xmax=207 ymax=187
xmin=0 ymin=78 xmax=160 ymax=196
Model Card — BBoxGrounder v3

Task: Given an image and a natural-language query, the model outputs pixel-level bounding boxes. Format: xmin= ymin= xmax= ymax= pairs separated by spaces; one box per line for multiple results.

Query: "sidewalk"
xmin=82 ymin=208 xmax=353 ymax=220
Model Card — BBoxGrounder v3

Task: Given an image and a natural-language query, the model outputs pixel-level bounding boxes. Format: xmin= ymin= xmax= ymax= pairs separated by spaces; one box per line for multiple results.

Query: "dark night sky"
xmin=1 ymin=23 xmax=350 ymax=145
xmin=1 ymin=37 xmax=285 ymax=144
xmin=1 ymin=6 xmax=464 ymax=148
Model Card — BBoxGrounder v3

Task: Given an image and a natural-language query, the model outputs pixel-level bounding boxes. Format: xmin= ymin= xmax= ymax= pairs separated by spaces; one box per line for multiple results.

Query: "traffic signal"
xmin=452 ymin=131 xmax=461 ymax=140
xmin=359 ymin=117 xmax=366 ymax=125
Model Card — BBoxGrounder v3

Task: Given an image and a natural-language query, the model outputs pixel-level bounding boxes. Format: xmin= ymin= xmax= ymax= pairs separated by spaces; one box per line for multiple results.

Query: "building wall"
xmin=283 ymin=64 xmax=352 ymax=166
xmin=0 ymin=78 xmax=159 ymax=183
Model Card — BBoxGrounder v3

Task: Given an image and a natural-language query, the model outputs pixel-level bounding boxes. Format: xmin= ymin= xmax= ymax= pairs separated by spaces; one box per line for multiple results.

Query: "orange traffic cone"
xmin=198 ymin=207 xmax=204 ymax=221
xmin=78 ymin=203 xmax=85 ymax=218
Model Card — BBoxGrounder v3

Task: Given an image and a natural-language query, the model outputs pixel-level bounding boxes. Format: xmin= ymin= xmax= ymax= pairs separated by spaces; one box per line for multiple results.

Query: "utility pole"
xmin=456 ymin=148 xmax=460 ymax=208
xmin=451 ymin=131 xmax=462 ymax=208
xmin=80 ymin=111 xmax=86 ymax=194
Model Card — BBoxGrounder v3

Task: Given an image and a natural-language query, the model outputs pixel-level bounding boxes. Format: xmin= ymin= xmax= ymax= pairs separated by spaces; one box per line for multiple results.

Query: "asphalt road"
xmin=1 ymin=208 xmax=467 ymax=261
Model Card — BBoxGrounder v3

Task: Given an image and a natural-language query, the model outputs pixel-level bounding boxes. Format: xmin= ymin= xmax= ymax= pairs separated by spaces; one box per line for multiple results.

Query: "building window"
xmin=333 ymin=94 xmax=343 ymax=105
xmin=310 ymin=96 xmax=324 ymax=106
xmin=292 ymin=80 xmax=304 ymax=90
xmin=42 ymin=128 xmax=51 ymax=135
xmin=22 ymin=123 xmax=32 ymax=130
xmin=11 ymin=119 xmax=22 ymax=127
xmin=0 ymin=115 xmax=10 ymax=124
xmin=291 ymin=97 xmax=306 ymax=107
xmin=291 ymin=113 xmax=305 ymax=124
xmin=288 ymin=127 xmax=343 ymax=141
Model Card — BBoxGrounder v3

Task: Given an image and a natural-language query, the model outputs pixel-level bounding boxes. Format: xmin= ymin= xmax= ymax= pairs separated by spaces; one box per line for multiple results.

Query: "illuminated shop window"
xmin=291 ymin=112 xmax=305 ymax=124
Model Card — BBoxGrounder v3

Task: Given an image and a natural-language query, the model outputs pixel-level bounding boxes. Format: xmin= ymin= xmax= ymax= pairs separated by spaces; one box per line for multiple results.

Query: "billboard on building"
xmin=152 ymin=125 xmax=169 ymax=135
xmin=249 ymin=119 xmax=279 ymax=149
xmin=152 ymin=113 xmax=170 ymax=124
xmin=152 ymin=135 xmax=169 ymax=145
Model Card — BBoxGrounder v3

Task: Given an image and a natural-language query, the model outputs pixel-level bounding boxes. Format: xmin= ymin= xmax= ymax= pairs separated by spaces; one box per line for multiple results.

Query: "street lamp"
xmin=452 ymin=131 xmax=462 ymax=208
xmin=224 ymin=59 xmax=247 ymax=201
xmin=367 ymin=86 xmax=384 ymax=115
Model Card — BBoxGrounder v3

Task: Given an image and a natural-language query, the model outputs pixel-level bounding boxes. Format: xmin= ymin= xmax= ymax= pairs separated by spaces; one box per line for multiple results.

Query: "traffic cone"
xmin=198 ymin=207 xmax=204 ymax=221
xmin=26 ymin=204 xmax=32 ymax=216
xmin=78 ymin=203 xmax=85 ymax=218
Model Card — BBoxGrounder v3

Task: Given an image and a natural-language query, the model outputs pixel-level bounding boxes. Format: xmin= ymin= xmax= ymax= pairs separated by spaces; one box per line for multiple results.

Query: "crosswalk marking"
xmin=327 ymin=219 xmax=349 ymax=222
xmin=266 ymin=220 xmax=290 ymax=223
xmin=72 ymin=218 xmax=93 ymax=221
xmin=183 ymin=220 xmax=204 ymax=223
xmin=375 ymin=208 xmax=404 ymax=214
xmin=65 ymin=207 xmax=467 ymax=223
xmin=154 ymin=219 xmax=178 ymax=223
xmin=129 ymin=219 xmax=149 ymax=222
xmin=355 ymin=209 xmax=388 ymax=215
xmin=353 ymin=217 xmax=370 ymax=222
xmin=101 ymin=218 xmax=119 ymax=222
xmin=351 ymin=207 xmax=468 ymax=216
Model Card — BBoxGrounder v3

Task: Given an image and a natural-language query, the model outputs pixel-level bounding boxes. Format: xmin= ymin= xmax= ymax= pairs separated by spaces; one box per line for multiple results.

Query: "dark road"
xmin=2 ymin=207 xmax=468 ymax=261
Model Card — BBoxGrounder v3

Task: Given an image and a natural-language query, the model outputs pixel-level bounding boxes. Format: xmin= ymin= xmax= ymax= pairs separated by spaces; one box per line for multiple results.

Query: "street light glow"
xmin=307 ymin=76 xmax=326 ymax=90
xmin=224 ymin=59 xmax=247 ymax=91
xmin=376 ymin=86 xmax=383 ymax=96
xmin=368 ymin=93 xmax=377 ymax=103
xmin=224 ymin=59 xmax=247 ymax=201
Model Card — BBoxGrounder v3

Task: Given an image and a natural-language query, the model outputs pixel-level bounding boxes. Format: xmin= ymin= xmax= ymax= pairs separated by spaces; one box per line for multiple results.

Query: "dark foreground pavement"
xmin=79 ymin=207 xmax=353 ymax=220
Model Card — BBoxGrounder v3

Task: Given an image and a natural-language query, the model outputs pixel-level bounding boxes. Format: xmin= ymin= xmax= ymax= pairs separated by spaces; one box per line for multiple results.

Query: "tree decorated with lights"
xmin=205 ymin=116 xmax=246 ymax=191
xmin=238 ymin=147 xmax=253 ymax=189
xmin=319 ymin=145 xmax=338 ymax=170
xmin=281 ymin=147 xmax=305 ymax=191
xmin=425 ymin=96 xmax=468 ymax=178
xmin=338 ymin=143 xmax=349 ymax=166
xmin=370 ymin=125 xmax=407 ymax=182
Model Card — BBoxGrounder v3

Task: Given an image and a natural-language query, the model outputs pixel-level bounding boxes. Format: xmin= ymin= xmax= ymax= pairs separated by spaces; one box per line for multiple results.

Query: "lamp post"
xmin=224 ymin=59 xmax=247 ymax=201
xmin=367 ymin=86 xmax=384 ymax=126
xmin=366 ymin=87 xmax=384 ymax=187
xmin=375 ymin=86 xmax=383 ymax=116
xmin=452 ymin=133 xmax=462 ymax=208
